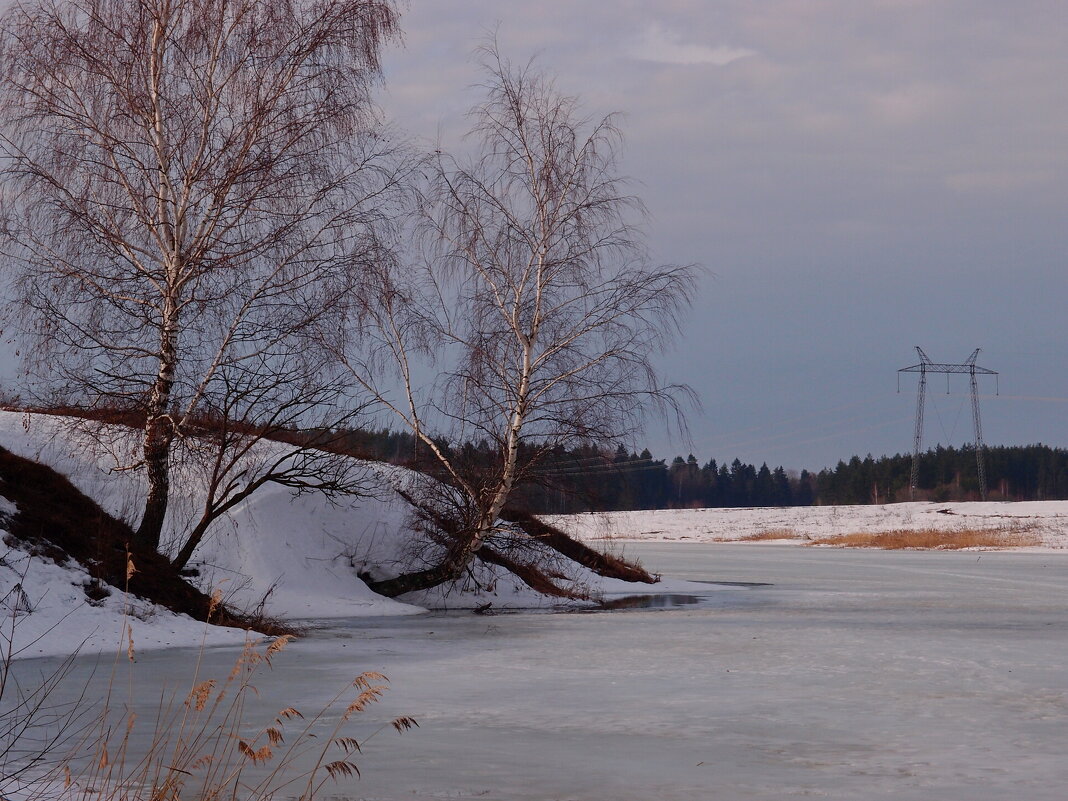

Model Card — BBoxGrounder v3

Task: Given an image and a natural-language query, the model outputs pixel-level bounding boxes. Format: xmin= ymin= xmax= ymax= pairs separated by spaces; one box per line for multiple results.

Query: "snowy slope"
xmin=137 ymin=463 xmax=703 ymax=616
xmin=1 ymin=506 xmax=250 ymax=659
xmin=0 ymin=411 xmax=680 ymax=657
xmin=0 ymin=412 xmax=425 ymax=617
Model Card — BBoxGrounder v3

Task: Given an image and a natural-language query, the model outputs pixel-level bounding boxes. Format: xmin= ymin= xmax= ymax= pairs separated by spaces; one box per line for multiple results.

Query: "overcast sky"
xmin=2 ymin=1 xmax=1064 ymax=471
xmin=377 ymin=0 xmax=1068 ymax=470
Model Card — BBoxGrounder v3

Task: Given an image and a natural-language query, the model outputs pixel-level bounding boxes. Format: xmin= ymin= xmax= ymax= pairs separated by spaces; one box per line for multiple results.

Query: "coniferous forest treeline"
xmin=325 ymin=429 xmax=1068 ymax=512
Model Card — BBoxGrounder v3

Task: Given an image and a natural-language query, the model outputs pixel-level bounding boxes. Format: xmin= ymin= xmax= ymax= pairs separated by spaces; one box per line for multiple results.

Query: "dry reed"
xmin=62 ymin=635 xmax=414 ymax=801
xmin=712 ymin=529 xmax=804 ymax=542
xmin=807 ymin=526 xmax=1040 ymax=550
xmin=10 ymin=573 xmax=416 ymax=801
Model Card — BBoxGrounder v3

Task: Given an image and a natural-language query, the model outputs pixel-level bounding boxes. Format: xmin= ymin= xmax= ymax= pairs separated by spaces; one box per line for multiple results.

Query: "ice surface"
xmin=10 ymin=544 xmax=1068 ymax=800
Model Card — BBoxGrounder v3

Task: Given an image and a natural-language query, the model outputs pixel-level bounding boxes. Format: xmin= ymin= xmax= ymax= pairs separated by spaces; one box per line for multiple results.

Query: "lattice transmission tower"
xmin=898 ymin=347 xmax=998 ymax=501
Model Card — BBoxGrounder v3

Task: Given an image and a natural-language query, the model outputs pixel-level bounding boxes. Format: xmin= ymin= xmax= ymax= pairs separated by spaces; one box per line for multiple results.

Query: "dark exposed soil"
xmin=0 ymin=445 xmax=285 ymax=634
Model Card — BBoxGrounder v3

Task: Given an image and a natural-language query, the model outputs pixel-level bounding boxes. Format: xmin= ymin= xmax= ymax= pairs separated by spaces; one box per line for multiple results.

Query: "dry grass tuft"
xmin=713 ymin=529 xmax=805 ymax=542
xmin=391 ymin=716 xmax=419 ymax=734
xmin=11 ymin=630 xmax=417 ymax=801
xmin=807 ymin=526 xmax=1040 ymax=550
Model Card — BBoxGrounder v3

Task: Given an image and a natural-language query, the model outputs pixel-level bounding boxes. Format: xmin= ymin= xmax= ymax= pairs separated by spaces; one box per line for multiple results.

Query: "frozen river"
xmin=19 ymin=544 xmax=1068 ymax=799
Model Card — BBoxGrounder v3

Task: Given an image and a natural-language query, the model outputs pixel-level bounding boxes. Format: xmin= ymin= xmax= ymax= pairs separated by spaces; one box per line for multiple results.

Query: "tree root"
xmin=498 ymin=508 xmax=656 ymax=584
xmin=474 ymin=546 xmax=588 ymax=600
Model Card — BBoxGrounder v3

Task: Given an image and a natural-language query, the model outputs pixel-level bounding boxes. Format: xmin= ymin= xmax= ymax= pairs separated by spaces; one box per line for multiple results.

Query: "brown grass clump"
xmin=30 ymin=634 xmax=417 ymax=801
xmin=807 ymin=527 xmax=1040 ymax=550
xmin=713 ymin=529 xmax=804 ymax=542
xmin=3 ymin=563 xmax=417 ymax=801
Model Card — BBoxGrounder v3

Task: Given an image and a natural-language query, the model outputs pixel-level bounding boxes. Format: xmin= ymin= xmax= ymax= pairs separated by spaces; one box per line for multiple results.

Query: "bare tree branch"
xmin=337 ymin=43 xmax=697 ymax=597
xmin=0 ymin=0 xmax=406 ymax=558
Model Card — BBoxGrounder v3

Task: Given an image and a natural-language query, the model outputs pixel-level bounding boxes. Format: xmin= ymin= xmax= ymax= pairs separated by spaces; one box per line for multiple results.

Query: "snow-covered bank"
xmin=0 ymin=411 xmax=675 ymax=658
xmin=0 ymin=533 xmax=251 ymax=658
xmin=547 ymin=501 xmax=1068 ymax=549
xmin=0 ymin=411 xmax=418 ymax=657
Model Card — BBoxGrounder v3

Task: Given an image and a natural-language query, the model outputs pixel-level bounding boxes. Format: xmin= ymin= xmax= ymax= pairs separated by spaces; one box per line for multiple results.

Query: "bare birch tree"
xmin=338 ymin=46 xmax=696 ymax=597
xmin=0 ymin=0 xmax=403 ymax=555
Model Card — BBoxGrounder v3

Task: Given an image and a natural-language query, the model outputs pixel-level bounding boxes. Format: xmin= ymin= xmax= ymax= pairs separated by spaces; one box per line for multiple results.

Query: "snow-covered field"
xmin=548 ymin=501 xmax=1068 ymax=549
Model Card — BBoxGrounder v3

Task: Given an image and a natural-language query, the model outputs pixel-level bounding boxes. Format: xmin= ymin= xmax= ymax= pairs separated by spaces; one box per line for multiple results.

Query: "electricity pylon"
xmin=898 ymin=347 xmax=998 ymax=501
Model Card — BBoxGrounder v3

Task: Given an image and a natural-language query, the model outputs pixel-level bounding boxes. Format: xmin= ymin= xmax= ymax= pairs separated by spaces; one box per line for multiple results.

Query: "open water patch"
xmin=595 ymin=593 xmax=704 ymax=610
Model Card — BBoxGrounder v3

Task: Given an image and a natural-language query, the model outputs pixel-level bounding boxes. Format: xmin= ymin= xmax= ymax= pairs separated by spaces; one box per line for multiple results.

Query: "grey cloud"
xmin=3 ymin=0 xmax=1066 ymax=467
xmin=357 ymin=0 xmax=1068 ymax=465
xmin=629 ymin=24 xmax=757 ymax=66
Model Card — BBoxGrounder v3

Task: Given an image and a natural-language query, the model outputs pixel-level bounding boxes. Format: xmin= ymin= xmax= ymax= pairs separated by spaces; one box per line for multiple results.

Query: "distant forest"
xmin=327 ymin=428 xmax=1068 ymax=512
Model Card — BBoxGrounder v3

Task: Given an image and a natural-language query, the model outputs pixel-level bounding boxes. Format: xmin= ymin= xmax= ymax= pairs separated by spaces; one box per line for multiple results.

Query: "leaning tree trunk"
xmin=368 ymin=399 xmax=528 ymax=597
xmin=366 ymin=507 xmax=499 ymax=597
